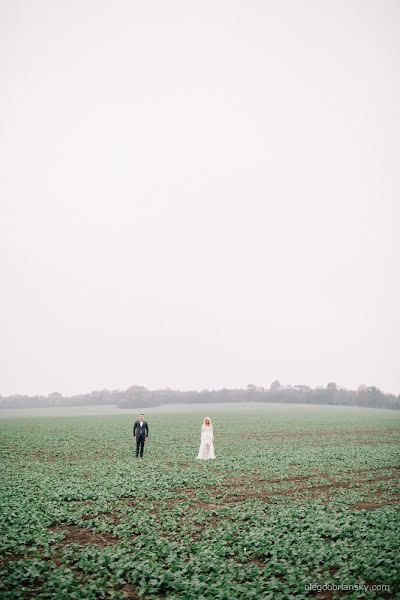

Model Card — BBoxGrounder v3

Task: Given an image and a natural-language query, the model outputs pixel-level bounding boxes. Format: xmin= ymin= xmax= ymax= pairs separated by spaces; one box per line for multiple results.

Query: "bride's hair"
xmin=203 ymin=416 xmax=212 ymax=427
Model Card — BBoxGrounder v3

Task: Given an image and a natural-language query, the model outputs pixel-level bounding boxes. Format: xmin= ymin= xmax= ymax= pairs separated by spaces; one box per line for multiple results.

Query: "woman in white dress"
xmin=197 ymin=416 xmax=215 ymax=460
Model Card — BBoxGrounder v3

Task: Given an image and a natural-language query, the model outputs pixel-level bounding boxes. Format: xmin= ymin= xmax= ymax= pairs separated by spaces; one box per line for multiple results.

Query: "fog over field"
xmin=1 ymin=1 xmax=399 ymax=398
xmin=0 ymin=402 xmax=397 ymax=420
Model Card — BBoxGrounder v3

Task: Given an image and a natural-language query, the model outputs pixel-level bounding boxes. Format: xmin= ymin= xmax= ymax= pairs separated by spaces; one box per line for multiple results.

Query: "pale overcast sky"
xmin=1 ymin=0 xmax=399 ymax=396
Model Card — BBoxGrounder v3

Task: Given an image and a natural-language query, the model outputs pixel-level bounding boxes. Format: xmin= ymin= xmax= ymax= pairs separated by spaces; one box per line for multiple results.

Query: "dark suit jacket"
xmin=133 ymin=420 xmax=149 ymax=439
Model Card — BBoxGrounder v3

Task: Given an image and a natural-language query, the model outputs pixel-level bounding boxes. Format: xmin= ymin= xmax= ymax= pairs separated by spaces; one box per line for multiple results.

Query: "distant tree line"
xmin=1 ymin=381 xmax=399 ymax=410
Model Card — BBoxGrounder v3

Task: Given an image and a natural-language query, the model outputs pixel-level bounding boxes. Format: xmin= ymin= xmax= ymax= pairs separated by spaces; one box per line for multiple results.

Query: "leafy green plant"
xmin=1 ymin=407 xmax=399 ymax=598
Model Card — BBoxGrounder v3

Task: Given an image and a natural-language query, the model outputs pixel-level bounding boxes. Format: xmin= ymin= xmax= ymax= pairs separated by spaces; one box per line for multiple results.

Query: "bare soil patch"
xmin=350 ymin=498 xmax=400 ymax=510
xmin=0 ymin=554 xmax=30 ymax=566
xmin=251 ymin=558 xmax=266 ymax=567
xmin=156 ymin=467 xmax=399 ymax=511
xmin=31 ymin=450 xmax=56 ymax=462
xmin=120 ymin=583 xmax=140 ymax=599
xmin=347 ymin=465 xmax=400 ymax=475
xmin=352 ymin=502 xmax=383 ymax=510
xmin=178 ymin=487 xmax=200 ymax=496
xmin=223 ymin=494 xmax=257 ymax=503
xmin=265 ymin=474 xmax=316 ymax=484
xmin=355 ymin=473 xmax=399 ymax=484
xmin=196 ymin=502 xmax=219 ymax=510
xmin=50 ymin=524 xmax=117 ymax=546
xmin=211 ymin=470 xmax=398 ymax=505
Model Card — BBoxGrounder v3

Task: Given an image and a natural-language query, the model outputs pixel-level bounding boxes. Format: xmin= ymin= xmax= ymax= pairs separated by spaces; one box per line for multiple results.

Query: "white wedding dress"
xmin=197 ymin=425 xmax=215 ymax=460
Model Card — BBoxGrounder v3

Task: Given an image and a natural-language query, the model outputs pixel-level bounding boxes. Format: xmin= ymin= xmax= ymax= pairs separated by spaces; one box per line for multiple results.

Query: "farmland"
xmin=0 ymin=405 xmax=399 ymax=599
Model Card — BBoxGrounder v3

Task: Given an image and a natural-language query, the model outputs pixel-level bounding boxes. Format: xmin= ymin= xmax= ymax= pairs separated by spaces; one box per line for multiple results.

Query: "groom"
xmin=133 ymin=413 xmax=149 ymax=458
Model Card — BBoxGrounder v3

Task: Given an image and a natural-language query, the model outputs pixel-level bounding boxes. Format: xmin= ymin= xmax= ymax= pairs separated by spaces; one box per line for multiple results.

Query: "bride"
xmin=197 ymin=416 xmax=215 ymax=460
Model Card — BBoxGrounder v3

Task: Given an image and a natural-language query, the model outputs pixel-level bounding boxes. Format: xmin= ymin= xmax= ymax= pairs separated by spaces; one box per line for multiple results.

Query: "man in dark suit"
xmin=133 ymin=413 xmax=149 ymax=458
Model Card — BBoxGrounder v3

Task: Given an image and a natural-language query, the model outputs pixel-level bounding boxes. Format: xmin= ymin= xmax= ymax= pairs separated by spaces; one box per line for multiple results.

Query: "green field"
xmin=1 ymin=405 xmax=399 ymax=599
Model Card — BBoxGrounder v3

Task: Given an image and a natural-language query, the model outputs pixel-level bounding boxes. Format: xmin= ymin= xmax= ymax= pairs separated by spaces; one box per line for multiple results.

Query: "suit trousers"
xmin=136 ymin=437 xmax=145 ymax=457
